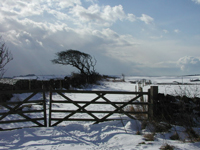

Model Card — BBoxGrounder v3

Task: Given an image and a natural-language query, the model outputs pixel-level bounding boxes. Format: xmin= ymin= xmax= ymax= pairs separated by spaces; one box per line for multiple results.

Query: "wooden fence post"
xmin=139 ymin=87 xmax=144 ymax=102
xmin=148 ymin=89 xmax=152 ymax=119
xmin=29 ymin=80 xmax=31 ymax=90
xmin=148 ymin=86 xmax=158 ymax=119
xmin=60 ymin=80 xmax=62 ymax=89
xmin=49 ymin=87 xmax=52 ymax=127
xmin=43 ymin=89 xmax=47 ymax=127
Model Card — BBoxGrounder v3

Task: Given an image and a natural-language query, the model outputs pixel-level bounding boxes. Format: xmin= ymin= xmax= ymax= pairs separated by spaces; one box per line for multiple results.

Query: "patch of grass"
xmin=125 ymin=104 xmax=148 ymax=120
xmin=160 ymin=144 xmax=174 ymax=150
xmin=143 ymin=133 xmax=155 ymax=141
xmin=136 ymin=130 xmax=142 ymax=135
xmin=170 ymin=132 xmax=180 ymax=140
xmin=141 ymin=120 xmax=148 ymax=130
xmin=153 ymin=122 xmax=172 ymax=133
xmin=185 ymin=128 xmax=200 ymax=142
xmin=186 ymin=128 xmax=199 ymax=138
xmin=145 ymin=120 xmax=172 ymax=133
xmin=138 ymin=141 xmax=146 ymax=144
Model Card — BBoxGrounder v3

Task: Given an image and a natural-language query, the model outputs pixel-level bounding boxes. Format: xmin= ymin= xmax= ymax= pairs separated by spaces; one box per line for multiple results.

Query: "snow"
xmin=0 ymin=75 xmax=200 ymax=150
xmin=12 ymin=75 xmax=66 ymax=80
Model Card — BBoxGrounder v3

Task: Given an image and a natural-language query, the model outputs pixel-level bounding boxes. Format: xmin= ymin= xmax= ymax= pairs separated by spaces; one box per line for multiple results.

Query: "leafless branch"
xmin=0 ymin=37 xmax=13 ymax=78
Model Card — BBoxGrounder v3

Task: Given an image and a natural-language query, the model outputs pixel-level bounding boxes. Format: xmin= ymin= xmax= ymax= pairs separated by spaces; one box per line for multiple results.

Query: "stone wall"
xmin=0 ymin=79 xmax=70 ymax=90
xmin=154 ymin=93 xmax=200 ymax=125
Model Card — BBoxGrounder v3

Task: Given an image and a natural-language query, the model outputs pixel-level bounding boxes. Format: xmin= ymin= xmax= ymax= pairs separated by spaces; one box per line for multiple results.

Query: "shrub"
xmin=87 ymin=72 xmax=102 ymax=84
xmin=70 ymin=72 xmax=102 ymax=88
xmin=70 ymin=73 xmax=87 ymax=88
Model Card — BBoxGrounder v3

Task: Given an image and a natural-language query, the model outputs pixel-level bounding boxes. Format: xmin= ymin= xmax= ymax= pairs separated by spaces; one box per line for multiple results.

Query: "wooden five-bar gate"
xmin=0 ymin=86 xmax=158 ymax=130
xmin=0 ymin=90 xmax=47 ymax=131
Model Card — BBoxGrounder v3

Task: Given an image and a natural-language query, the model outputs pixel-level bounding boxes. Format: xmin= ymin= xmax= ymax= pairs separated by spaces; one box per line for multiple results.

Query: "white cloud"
xmin=46 ymin=8 xmax=70 ymax=20
xmin=153 ymin=61 xmax=176 ymax=68
xmin=192 ymin=0 xmax=200 ymax=4
xmin=1 ymin=1 xmax=44 ymax=17
xmin=127 ymin=13 xmax=136 ymax=22
xmin=70 ymin=4 xmax=101 ymax=22
xmin=177 ymin=56 xmax=200 ymax=72
xmin=56 ymin=0 xmax=82 ymax=9
xmin=36 ymin=40 xmax=43 ymax=46
xmin=163 ymin=29 xmax=168 ymax=33
xmin=174 ymin=29 xmax=180 ymax=33
xmin=0 ymin=0 xmax=142 ymax=30
xmin=150 ymin=35 xmax=163 ymax=39
xmin=139 ymin=14 xmax=154 ymax=24
xmin=85 ymin=0 xmax=98 ymax=3
xmin=69 ymin=4 xmax=132 ymax=27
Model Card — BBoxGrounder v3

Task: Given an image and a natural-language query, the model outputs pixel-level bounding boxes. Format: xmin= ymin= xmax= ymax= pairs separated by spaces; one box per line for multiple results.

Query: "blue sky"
xmin=0 ymin=0 xmax=200 ymax=77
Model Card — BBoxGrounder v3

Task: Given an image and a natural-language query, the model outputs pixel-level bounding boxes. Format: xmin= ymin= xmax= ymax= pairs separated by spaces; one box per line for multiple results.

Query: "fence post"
xmin=29 ymin=80 xmax=31 ymax=90
xmin=60 ymin=80 xmax=62 ymax=89
xmin=139 ymin=87 xmax=144 ymax=102
xmin=49 ymin=87 xmax=52 ymax=127
xmin=43 ymin=89 xmax=47 ymax=127
xmin=148 ymin=86 xmax=158 ymax=119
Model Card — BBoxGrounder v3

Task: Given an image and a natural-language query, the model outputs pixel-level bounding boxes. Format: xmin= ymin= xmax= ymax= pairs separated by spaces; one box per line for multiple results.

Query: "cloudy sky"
xmin=1 ymin=0 xmax=200 ymax=77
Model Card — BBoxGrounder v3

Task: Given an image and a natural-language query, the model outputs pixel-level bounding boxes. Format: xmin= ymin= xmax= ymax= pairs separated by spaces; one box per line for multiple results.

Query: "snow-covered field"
xmin=0 ymin=75 xmax=200 ymax=150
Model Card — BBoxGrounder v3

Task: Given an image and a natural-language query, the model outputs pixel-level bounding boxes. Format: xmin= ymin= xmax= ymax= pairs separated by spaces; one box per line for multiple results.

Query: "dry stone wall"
xmin=154 ymin=93 xmax=200 ymax=125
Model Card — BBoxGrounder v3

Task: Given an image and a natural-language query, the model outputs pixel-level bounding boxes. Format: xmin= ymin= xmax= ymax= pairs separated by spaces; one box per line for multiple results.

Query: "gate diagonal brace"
xmin=51 ymin=92 xmax=104 ymax=126
xmin=94 ymin=94 xmax=142 ymax=124
xmin=0 ymin=91 xmax=38 ymax=121
xmin=2 ymin=104 xmax=44 ymax=126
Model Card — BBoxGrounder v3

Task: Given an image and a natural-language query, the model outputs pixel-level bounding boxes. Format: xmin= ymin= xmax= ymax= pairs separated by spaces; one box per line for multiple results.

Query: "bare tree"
xmin=52 ymin=49 xmax=97 ymax=75
xmin=0 ymin=37 xmax=13 ymax=78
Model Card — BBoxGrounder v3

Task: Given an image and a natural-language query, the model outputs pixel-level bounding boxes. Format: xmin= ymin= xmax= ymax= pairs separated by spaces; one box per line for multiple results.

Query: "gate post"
xmin=43 ymin=89 xmax=47 ymax=127
xmin=148 ymin=86 xmax=158 ymax=119
xmin=49 ymin=87 xmax=52 ymax=127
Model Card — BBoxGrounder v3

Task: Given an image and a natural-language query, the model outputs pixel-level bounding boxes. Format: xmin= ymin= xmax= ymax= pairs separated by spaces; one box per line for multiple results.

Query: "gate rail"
xmin=0 ymin=86 xmax=158 ymax=130
xmin=0 ymin=90 xmax=47 ymax=130
xmin=49 ymin=88 xmax=156 ymax=127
